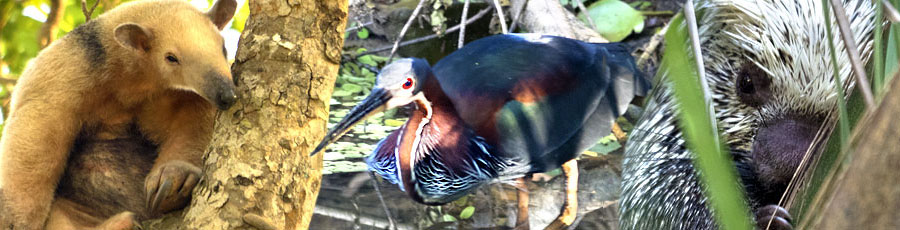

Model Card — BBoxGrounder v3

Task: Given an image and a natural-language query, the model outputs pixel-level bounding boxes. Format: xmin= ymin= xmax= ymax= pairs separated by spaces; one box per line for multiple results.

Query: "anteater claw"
xmin=144 ymin=160 xmax=201 ymax=214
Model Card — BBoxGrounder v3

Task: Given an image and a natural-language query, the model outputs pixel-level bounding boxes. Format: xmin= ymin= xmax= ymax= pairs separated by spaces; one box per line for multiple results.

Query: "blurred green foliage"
xmin=322 ymin=45 xmax=400 ymax=174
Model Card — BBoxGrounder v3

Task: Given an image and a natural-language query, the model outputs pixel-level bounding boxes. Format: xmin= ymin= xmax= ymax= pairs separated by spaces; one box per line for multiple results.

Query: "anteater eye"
xmin=735 ymin=64 xmax=772 ymax=108
xmin=402 ymin=78 xmax=413 ymax=89
xmin=165 ymin=55 xmax=179 ymax=64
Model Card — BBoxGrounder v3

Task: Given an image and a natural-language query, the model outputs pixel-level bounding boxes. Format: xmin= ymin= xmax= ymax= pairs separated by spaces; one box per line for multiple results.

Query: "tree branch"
xmin=829 ymin=0 xmax=876 ymax=112
xmin=508 ymin=0 xmax=528 ymax=32
xmin=313 ymin=206 xmax=416 ymax=230
xmin=0 ymin=77 xmax=17 ymax=85
xmin=39 ymin=0 xmax=63 ymax=49
xmin=576 ymin=0 xmax=596 ymax=30
xmin=458 ymin=0 xmax=470 ymax=48
xmin=490 ymin=0 xmax=508 ymax=33
xmin=884 ymin=0 xmax=900 ymax=22
xmin=635 ymin=22 xmax=668 ymax=70
xmin=359 ymin=7 xmax=491 ymax=56
xmin=346 ymin=21 xmax=374 ymax=32
xmin=388 ymin=0 xmax=428 ymax=61
xmin=370 ymin=172 xmax=396 ymax=230
xmin=81 ymin=0 xmax=100 ymax=21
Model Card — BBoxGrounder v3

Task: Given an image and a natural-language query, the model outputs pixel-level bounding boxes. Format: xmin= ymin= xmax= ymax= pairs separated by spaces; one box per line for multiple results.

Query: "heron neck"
xmin=396 ymin=76 xmax=467 ymax=204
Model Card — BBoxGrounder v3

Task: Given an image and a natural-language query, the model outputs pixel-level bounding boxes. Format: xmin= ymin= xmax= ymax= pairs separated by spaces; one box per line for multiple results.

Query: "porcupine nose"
xmin=750 ymin=115 xmax=821 ymax=189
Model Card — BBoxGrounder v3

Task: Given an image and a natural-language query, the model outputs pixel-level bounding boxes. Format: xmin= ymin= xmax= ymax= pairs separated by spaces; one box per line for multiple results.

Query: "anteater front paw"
xmin=144 ymin=160 xmax=201 ymax=214
xmin=97 ymin=211 xmax=137 ymax=230
xmin=755 ymin=204 xmax=792 ymax=230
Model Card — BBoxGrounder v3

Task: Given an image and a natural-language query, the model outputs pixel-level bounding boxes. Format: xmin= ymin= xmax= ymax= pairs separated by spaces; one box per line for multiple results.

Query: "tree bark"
xmin=147 ymin=0 xmax=348 ymax=229
xmin=806 ymin=75 xmax=900 ymax=229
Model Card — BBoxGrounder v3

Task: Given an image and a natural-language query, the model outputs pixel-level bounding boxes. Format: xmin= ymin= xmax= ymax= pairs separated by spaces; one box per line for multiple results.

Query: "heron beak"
xmin=311 ymin=88 xmax=391 ymax=156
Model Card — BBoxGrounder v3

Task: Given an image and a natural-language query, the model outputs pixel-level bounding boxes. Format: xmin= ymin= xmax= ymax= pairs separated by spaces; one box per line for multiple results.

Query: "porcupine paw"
xmin=755 ymin=204 xmax=792 ymax=230
xmin=144 ymin=160 xmax=201 ymax=215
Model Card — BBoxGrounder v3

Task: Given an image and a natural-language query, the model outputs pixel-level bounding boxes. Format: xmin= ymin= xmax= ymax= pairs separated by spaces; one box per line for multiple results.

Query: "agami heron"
xmin=313 ymin=34 xmax=649 ymax=229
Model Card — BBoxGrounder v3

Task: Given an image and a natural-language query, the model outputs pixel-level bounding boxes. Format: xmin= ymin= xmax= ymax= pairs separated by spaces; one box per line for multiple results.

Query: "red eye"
xmin=402 ymin=78 xmax=413 ymax=89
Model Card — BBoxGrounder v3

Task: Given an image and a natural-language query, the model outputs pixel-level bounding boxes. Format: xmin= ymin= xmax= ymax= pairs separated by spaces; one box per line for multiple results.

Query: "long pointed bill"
xmin=311 ymin=88 xmax=391 ymax=156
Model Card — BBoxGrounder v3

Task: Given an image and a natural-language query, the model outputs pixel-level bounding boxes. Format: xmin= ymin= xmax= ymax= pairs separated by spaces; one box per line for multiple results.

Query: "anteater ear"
xmin=207 ymin=0 xmax=237 ymax=30
xmin=114 ymin=23 xmax=153 ymax=52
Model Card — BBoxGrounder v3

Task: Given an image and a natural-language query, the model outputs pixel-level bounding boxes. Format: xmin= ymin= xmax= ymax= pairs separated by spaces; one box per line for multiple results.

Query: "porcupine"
xmin=619 ymin=0 xmax=876 ymax=229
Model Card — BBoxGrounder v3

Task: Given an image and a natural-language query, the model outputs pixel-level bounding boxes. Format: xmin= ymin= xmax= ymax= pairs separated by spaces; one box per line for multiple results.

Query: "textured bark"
xmin=146 ymin=0 xmax=348 ymax=229
xmin=808 ymin=75 xmax=900 ymax=229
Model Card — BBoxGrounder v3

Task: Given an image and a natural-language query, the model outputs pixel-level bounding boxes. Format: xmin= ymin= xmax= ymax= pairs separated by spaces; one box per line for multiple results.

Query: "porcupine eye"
xmin=735 ymin=64 xmax=772 ymax=108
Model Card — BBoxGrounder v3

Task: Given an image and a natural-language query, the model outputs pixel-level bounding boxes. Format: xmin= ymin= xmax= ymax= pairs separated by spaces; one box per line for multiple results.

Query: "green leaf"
xmin=341 ymin=83 xmax=364 ymax=93
xmin=347 ymin=62 xmax=360 ymax=75
xmin=356 ymin=28 xmax=369 ymax=39
xmin=459 ymin=206 xmax=475 ymax=219
xmin=569 ymin=0 xmax=580 ymax=8
xmin=1 ymin=4 xmax=42 ymax=75
xmin=873 ymin=0 xmax=884 ymax=95
xmin=331 ymin=90 xmax=352 ymax=97
xmin=383 ymin=108 xmax=398 ymax=118
xmin=442 ymin=214 xmax=457 ymax=222
xmin=369 ymin=55 xmax=389 ymax=63
xmin=344 ymin=75 xmax=368 ymax=83
xmin=578 ymin=0 xmax=645 ymax=42
xmin=340 ymin=66 xmax=352 ymax=77
xmin=384 ymin=119 xmax=405 ymax=127
xmin=629 ymin=1 xmax=652 ymax=10
xmin=230 ymin=0 xmax=249 ymax=32
xmin=639 ymin=1 xmax=652 ymax=10
xmin=358 ymin=55 xmax=378 ymax=67
xmin=453 ymin=196 xmax=469 ymax=206
xmin=360 ymin=68 xmax=374 ymax=78
xmin=429 ymin=0 xmax=452 ymax=33
xmin=886 ymin=28 xmax=899 ymax=83
xmin=597 ymin=133 xmax=617 ymax=144
xmin=589 ymin=134 xmax=621 ymax=154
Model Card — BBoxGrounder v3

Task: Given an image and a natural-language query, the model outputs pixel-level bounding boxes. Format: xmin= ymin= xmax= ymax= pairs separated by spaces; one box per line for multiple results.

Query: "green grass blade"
xmin=823 ymin=0 xmax=850 ymax=147
xmin=894 ymin=0 xmax=900 ymax=81
xmin=887 ymin=28 xmax=898 ymax=80
xmin=663 ymin=13 xmax=753 ymax=230
xmin=875 ymin=0 xmax=885 ymax=95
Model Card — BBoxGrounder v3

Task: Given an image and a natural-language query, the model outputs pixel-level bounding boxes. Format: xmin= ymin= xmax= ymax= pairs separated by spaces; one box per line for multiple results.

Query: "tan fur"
xmin=0 ymin=0 xmax=237 ymax=229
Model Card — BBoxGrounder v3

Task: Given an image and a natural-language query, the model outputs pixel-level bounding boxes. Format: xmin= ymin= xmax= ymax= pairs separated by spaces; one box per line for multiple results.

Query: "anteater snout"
xmin=205 ymin=72 xmax=237 ymax=110
xmin=216 ymin=87 xmax=236 ymax=110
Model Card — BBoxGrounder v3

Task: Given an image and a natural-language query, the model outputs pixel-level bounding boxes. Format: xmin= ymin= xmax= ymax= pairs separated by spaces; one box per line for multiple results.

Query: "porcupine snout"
xmin=750 ymin=115 xmax=822 ymax=190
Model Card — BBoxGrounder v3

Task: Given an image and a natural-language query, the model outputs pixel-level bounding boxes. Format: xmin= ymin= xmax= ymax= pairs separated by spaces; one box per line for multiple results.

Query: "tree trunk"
xmin=150 ymin=0 xmax=348 ymax=229
xmin=806 ymin=74 xmax=900 ymax=229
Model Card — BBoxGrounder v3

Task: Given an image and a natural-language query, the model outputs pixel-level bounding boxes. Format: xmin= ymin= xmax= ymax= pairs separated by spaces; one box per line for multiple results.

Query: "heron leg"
xmin=545 ymin=159 xmax=578 ymax=230
xmin=514 ymin=175 xmax=531 ymax=230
